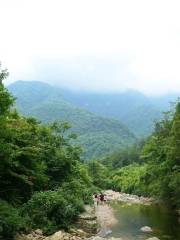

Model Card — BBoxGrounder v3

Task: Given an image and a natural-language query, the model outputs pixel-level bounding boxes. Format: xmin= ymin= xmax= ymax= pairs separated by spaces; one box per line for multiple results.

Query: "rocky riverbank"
xmin=16 ymin=190 xmax=157 ymax=240
xmin=104 ymin=190 xmax=153 ymax=205
xmin=96 ymin=204 xmax=117 ymax=237
xmin=15 ymin=205 xmax=99 ymax=240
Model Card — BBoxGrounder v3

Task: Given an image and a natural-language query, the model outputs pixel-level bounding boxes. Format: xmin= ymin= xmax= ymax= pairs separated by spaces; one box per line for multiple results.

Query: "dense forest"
xmin=0 ymin=65 xmax=180 ymax=240
xmin=88 ymin=103 xmax=180 ymax=208
xmin=0 ymin=66 xmax=97 ymax=239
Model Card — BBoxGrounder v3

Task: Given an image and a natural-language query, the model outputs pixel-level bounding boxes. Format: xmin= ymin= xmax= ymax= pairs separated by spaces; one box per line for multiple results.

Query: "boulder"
xmin=140 ymin=226 xmax=153 ymax=232
xmin=34 ymin=230 xmax=43 ymax=236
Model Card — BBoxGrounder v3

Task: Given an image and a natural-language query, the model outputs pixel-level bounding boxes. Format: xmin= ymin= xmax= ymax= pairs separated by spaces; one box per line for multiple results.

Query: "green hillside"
xmin=61 ymin=89 xmax=179 ymax=137
xmin=8 ymin=81 xmax=136 ymax=159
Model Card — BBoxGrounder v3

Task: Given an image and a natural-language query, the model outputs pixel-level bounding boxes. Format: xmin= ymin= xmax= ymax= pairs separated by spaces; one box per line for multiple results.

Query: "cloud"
xmin=1 ymin=0 xmax=180 ymax=95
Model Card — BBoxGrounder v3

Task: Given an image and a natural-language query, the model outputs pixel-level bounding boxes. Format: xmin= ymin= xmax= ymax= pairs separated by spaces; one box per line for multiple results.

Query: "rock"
xmin=140 ymin=226 xmax=153 ymax=232
xmin=69 ymin=228 xmax=87 ymax=238
xmin=35 ymin=229 xmax=43 ymax=235
xmin=79 ymin=206 xmax=97 ymax=221
xmin=15 ymin=232 xmax=46 ymax=240
xmin=76 ymin=229 xmax=87 ymax=237
xmin=70 ymin=237 xmax=81 ymax=240
xmin=79 ymin=213 xmax=97 ymax=221
xmin=145 ymin=237 xmax=160 ymax=240
xmin=76 ymin=219 xmax=100 ymax=235
xmin=46 ymin=231 xmax=67 ymax=240
xmin=76 ymin=205 xmax=100 ymax=235
xmin=87 ymin=236 xmax=105 ymax=240
xmin=104 ymin=190 xmax=153 ymax=205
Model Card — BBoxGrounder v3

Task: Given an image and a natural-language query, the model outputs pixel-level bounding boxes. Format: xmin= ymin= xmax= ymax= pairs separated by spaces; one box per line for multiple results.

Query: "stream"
xmin=108 ymin=202 xmax=180 ymax=240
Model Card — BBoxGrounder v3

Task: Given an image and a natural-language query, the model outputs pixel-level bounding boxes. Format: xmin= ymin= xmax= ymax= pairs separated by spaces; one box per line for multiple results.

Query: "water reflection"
xmin=109 ymin=202 xmax=180 ymax=240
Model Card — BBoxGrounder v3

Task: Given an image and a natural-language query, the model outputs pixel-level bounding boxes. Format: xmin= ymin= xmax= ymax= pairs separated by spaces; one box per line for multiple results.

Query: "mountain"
xmin=60 ymin=89 xmax=179 ymax=136
xmin=8 ymin=81 xmax=136 ymax=159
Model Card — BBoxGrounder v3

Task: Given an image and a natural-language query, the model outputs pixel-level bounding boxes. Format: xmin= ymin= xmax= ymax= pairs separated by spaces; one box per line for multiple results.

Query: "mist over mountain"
xmin=8 ymin=81 xmax=179 ymax=140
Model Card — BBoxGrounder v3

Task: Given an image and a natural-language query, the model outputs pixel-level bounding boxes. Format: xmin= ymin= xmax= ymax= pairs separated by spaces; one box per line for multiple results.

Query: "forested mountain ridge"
xmin=9 ymin=81 xmax=179 ymax=138
xmin=8 ymin=81 xmax=136 ymax=159
xmin=61 ymin=88 xmax=179 ymax=136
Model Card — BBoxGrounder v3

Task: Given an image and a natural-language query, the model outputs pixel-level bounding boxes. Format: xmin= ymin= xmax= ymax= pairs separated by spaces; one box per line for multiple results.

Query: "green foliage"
xmin=112 ymin=164 xmax=147 ymax=194
xmin=0 ymin=115 xmax=48 ymax=204
xmin=23 ymin=190 xmax=84 ymax=235
xmin=0 ymin=68 xmax=94 ymax=239
xmin=101 ymin=140 xmax=145 ymax=169
xmin=87 ymin=160 xmax=113 ymax=189
xmin=139 ymin=102 xmax=180 ymax=207
xmin=111 ymin=101 xmax=180 ymax=208
xmin=77 ymin=132 xmax=134 ymax=160
xmin=0 ymin=200 xmax=25 ymax=240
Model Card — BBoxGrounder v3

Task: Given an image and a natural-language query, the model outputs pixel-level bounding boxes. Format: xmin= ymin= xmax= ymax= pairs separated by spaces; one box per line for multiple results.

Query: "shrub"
xmin=23 ymin=189 xmax=84 ymax=235
xmin=0 ymin=200 xmax=26 ymax=240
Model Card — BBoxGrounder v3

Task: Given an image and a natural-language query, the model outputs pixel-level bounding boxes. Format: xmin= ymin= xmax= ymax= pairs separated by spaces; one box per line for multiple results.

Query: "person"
xmin=99 ymin=193 xmax=105 ymax=204
xmin=93 ymin=193 xmax=99 ymax=207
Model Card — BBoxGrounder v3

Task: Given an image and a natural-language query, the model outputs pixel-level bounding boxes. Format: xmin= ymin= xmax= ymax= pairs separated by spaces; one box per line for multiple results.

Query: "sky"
xmin=1 ymin=0 xmax=180 ymax=95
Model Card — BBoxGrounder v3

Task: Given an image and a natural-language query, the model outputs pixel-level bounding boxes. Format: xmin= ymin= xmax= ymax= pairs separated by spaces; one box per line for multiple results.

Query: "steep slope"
xmin=8 ymin=81 xmax=136 ymax=159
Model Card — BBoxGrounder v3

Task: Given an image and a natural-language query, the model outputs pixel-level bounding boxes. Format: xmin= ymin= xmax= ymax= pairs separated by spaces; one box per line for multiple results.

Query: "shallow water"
xmin=108 ymin=202 xmax=180 ymax=240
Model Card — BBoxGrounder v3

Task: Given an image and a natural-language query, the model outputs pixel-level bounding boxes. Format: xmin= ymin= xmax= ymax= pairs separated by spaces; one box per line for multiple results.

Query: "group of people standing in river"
xmin=93 ymin=193 xmax=108 ymax=206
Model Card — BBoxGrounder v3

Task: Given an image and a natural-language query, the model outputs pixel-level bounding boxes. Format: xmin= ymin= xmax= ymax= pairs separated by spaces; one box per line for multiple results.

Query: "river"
xmin=108 ymin=202 xmax=180 ymax=240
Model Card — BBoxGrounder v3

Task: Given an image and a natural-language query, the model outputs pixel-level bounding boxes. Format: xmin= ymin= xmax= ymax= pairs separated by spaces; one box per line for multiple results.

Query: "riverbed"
xmin=108 ymin=202 xmax=180 ymax=240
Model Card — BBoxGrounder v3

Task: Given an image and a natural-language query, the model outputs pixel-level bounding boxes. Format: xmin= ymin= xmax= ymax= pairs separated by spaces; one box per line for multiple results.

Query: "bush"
xmin=23 ymin=190 xmax=84 ymax=235
xmin=0 ymin=200 xmax=26 ymax=240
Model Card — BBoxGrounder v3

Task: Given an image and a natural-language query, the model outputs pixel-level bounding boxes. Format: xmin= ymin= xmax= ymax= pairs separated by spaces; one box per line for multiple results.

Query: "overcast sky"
xmin=1 ymin=0 xmax=180 ymax=95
